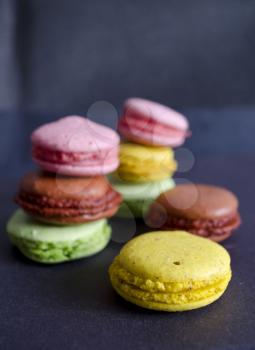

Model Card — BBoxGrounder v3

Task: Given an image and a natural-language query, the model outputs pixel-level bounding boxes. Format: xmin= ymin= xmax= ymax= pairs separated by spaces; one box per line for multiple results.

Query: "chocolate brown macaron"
xmin=16 ymin=172 xmax=122 ymax=224
xmin=147 ymin=184 xmax=241 ymax=242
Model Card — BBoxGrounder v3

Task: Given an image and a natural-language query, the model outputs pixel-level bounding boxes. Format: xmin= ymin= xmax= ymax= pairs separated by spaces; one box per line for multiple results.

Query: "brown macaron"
xmin=15 ymin=171 xmax=122 ymax=224
xmin=147 ymin=184 xmax=241 ymax=242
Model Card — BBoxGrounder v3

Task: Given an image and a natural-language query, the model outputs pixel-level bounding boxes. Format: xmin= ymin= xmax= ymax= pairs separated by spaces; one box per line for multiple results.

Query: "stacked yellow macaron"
xmin=117 ymin=143 xmax=177 ymax=182
xmin=111 ymin=98 xmax=190 ymax=217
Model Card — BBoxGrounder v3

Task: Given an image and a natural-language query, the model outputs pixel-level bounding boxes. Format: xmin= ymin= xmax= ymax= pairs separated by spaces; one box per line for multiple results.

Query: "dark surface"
xmin=1 ymin=0 xmax=255 ymax=109
xmin=1 ymin=156 xmax=254 ymax=350
xmin=0 ymin=109 xmax=255 ymax=349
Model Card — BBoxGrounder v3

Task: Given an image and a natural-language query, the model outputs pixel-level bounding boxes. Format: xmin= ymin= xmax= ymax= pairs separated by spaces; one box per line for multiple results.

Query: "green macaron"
xmin=7 ymin=210 xmax=111 ymax=264
xmin=109 ymin=176 xmax=175 ymax=218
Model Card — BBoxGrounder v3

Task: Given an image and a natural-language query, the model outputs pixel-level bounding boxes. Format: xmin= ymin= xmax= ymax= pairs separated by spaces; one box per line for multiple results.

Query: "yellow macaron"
xmin=116 ymin=142 xmax=177 ymax=182
xmin=109 ymin=231 xmax=231 ymax=312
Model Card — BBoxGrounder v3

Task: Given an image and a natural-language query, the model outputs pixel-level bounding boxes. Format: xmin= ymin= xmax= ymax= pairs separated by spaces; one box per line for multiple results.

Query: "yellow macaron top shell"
xmin=109 ymin=231 xmax=232 ymax=311
xmin=117 ymin=231 xmax=230 ymax=282
xmin=117 ymin=142 xmax=177 ymax=182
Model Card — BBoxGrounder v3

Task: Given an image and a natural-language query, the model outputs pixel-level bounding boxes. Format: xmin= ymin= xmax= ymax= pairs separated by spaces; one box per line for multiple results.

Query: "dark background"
xmin=1 ymin=2 xmax=255 ymax=350
xmin=1 ymin=0 xmax=255 ymax=111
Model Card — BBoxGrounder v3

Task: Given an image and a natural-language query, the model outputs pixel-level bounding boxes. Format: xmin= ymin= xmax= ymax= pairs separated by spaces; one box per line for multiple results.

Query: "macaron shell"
xmin=31 ymin=116 xmax=120 ymax=176
xmin=19 ymin=172 xmax=111 ymax=199
xmin=123 ymin=98 xmax=188 ymax=130
xmin=156 ymin=184 xmax=239 ymax=220
xmin=117 ymin=231 xmax=230 ymax=282
xmin=7 ymin=210 xmax=108 ymax=241
xmin=31 ymin=116 xmax=119 ymax=153
xmin=9 ymin=226 xmax=111 ymax=264
xmin=110 ymin=177 xmax=175 ymax=201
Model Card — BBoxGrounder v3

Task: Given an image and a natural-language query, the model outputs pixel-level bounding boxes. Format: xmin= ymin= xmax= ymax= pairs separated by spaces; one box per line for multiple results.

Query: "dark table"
xmin=0 ymin=154 xmax=254 ymax=350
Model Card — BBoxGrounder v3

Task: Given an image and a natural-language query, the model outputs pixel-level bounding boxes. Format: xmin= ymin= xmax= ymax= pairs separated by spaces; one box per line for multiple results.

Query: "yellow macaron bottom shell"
xmin=109 ymin=231 xmax=232 ymax=312
xmin=110 ymin=260 xmax=231 ymax=311
xmin=117 ymin=143 xmax=177 ymax=182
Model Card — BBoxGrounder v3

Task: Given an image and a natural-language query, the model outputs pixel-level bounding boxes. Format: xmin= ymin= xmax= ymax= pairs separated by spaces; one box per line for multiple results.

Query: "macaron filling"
xmin=119 ymin=115 xmax=187 ymax=138
xmin=161 ymin=213 xmax=241 ymax=238
xmin=33 ymin=145 xmax=119 ymax=166
xmin=16 ymin=188 xmax=122 ymax=223
xmin=110 ymin=259 xmax=231 ymax=306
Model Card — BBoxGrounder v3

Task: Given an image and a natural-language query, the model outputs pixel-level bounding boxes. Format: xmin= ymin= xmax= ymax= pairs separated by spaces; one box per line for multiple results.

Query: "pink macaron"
xmin=118 ymin=98 xmax=190 ymax=147
xmin=31 ymin=116 xmax=120 ymax=176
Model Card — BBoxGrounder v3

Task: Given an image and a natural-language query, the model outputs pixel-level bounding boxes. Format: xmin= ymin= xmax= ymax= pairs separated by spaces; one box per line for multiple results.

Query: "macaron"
xmin=109 ymin=231 xmax=232 ymax=312
xmin=116 ymin=142 xmax=177 ymax=182
xmin=118 ymin=98 xmax=189 ymax=147
xmin=15 ymin=171 xmax=122 ymax=224
xmin=109 ymin=176 xmax=175 ymax=217
xmin=32 ymin=116 xmax=120 ymax=176
xmin=7 ymin=210 xmax=111 ymax=264
xmin=147 ymin=184 xmax=241 ymax=242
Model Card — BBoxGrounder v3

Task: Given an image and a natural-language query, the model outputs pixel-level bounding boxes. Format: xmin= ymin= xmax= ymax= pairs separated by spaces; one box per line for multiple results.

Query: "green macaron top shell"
xmin=109 ymin=177 xmax=175 ymax=200
xmin=7 ymin=210 xmax=112 ymax=264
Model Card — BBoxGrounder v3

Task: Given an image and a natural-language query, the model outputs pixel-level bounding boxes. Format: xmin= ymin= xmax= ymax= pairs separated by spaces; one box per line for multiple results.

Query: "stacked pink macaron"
xmin=32 ymin=116 xmax=120 ymax=176
xmin=118 ymin=98 xmax=189 ymax=147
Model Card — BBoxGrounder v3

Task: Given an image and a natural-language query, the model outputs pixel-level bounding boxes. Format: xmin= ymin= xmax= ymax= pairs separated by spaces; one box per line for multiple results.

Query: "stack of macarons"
xmin=7 ymin=116 xmax=122 ymax=264
xmin=110 ymin=98 xmax=190 ymax=217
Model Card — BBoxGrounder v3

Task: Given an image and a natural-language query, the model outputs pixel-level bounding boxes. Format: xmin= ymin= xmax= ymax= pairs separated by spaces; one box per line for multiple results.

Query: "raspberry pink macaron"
xmin=118 ymin=98 xmax=189 ymax=147
xmin=32 ymin=116 xmax=120 ymax=176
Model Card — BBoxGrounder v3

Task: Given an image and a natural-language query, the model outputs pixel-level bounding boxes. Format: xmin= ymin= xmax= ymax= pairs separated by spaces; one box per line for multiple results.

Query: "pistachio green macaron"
xmin=7 ymin=209 xmax=111 ymax=264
